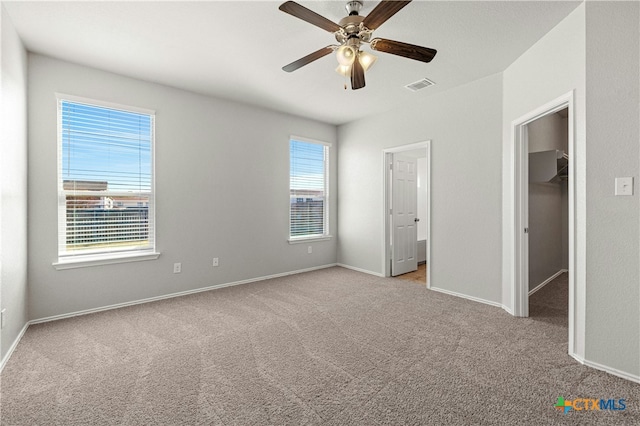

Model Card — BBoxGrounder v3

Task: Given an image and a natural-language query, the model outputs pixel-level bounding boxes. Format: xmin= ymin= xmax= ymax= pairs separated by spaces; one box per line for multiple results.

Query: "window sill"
xmin=288 ymin=236 xmax=332 ymax=244
xmin=53 ymin=251 xmax=161 ymax=270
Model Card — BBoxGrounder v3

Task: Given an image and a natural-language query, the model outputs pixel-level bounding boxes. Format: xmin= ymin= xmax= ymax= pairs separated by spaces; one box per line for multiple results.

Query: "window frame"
xmin=288 ymin=136 xmax=332 ymax=243
xmin=53 ymin=94 xmax=159 ymax=270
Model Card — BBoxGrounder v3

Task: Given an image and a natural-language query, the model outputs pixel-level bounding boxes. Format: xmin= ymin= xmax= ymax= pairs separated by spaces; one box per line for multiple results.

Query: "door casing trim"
xmin=510 ymin=91 xmax=582 ymax=358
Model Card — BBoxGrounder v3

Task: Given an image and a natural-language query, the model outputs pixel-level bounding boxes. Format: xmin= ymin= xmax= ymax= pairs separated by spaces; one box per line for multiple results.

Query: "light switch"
xmin=615 ymin=177 xmax=634 ymax=196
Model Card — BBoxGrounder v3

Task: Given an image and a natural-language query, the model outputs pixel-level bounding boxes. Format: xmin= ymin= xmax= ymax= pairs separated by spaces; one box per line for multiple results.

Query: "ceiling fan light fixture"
xmin=336 ymin=45 xmax=356 ymax=66
xmin=358 ymin=51 xmax=377 ymax=71
xmin=335 ymin=64 xmax=352 ymax=77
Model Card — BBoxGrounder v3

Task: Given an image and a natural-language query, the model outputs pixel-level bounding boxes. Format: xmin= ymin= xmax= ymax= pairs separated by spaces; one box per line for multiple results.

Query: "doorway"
xmin=527 ymin=108 xmax=569 ymax=323
xmin=383 ymin=141 xmax=431 ymax=287
xmin=512 ymin=92 xmax=578 ymax=355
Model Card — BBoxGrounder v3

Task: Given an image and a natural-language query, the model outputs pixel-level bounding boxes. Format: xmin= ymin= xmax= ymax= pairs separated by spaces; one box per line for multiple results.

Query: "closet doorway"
xmin=512 ymin=91 xmax=580 ymax=356
xmin=527 ymin=108 xmax=569 ymax=321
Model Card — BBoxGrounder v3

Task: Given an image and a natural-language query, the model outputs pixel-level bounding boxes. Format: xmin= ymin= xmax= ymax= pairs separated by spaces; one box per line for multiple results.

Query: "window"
xmin=289 ymin=137 xmax=330 ymax=240
xmin=55 ymin=96 xmax=157 ymax=268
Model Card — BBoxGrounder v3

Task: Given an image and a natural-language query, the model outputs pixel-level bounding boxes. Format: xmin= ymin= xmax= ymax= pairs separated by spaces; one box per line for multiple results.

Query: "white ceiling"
xmin=4 ymin=0 xmax=581 ymax=125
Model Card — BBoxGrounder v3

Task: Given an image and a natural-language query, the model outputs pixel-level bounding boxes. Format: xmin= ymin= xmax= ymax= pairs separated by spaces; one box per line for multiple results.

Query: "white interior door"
xmin=391 ymin=154 xmax=418 ymax=276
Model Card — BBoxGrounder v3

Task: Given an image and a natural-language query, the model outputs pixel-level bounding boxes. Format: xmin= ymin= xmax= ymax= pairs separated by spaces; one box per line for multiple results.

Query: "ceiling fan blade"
xmin=351 ymin=57 xmax=366 ymax=90
xmin=283 ymin=46 xmax=334 ymax=72
xmin=370 ymin=38 xmax=437 ymax=63
xmin=363 ymin=0 xmax=412 ymax=30
xmin=279 ymin=1 xmax=341 ymax=33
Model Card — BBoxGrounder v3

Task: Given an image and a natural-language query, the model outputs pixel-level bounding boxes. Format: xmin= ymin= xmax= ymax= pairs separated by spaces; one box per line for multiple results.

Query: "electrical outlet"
xmin=308 ymin=246 xmax=312 ymax=254
xmin=1 ymin=309 xmax=6 ymax=329
xmin=213 ymin=257 xmax=219 ymax=267
xmin=173 ymin=263 xmax=182 ymax=273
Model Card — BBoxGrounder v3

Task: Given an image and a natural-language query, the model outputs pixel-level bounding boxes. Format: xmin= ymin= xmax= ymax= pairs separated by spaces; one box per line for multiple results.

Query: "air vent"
xmin=405 ymin=78 xmax=436 ymax=92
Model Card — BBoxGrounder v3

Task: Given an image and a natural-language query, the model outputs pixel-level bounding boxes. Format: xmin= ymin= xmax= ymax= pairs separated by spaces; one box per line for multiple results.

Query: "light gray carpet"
xmin=1 ymin=268 xmax=638 ymax=425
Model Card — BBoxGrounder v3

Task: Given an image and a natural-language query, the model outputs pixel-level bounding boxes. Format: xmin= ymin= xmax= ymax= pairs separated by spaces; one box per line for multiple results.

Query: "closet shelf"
xmin=529 ymin=149 xmax=568 ymax=183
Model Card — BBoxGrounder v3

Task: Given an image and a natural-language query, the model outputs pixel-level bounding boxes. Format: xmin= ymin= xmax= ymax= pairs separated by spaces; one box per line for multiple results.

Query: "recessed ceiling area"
xmin=3 ymin=1 xmax=582 ymax=125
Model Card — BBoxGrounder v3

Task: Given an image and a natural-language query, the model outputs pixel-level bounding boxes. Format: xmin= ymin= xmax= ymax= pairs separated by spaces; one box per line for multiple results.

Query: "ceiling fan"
xmin=279 ymin=0 xmax=437 ymax=90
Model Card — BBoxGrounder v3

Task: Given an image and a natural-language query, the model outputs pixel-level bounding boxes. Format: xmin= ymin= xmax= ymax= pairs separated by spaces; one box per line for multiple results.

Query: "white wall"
xmin=0 ymin=6 xmax=29 ymax=362
xmin=27 ymin=54 xmax=337 ymax=320
xmin=502 ymin=4 xmax=586 ymax=324
xmin=584 ymin=1 xmax=639 ymax=378
xmin=338 ymin=73 xmax=503 ymax=303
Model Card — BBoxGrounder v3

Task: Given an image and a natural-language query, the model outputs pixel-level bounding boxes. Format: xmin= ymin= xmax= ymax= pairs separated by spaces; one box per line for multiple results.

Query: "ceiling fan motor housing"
xmin=345 ymin=1 xmax=363 ymax=16
xmin=336 ymin=15 xmax=370 ymax=44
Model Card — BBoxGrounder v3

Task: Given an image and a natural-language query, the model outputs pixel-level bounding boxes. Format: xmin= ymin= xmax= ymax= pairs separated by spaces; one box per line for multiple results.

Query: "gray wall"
xmin=502 ymin=3 xmax=586 ymax=328
xmin=528 ymin=112 xmax=568 ymax=291
xmin=585 ymin=1 xmax=639 ymax=377
xmin=502 ymin=1 xmax=640 ymax=378
xmin=27 ymin=54 xmax=337 ymax=320
xmin=5 ymin=0 xmax=639 ymax=383
xmin=338 ymin=73 xmax=503 ymax=304
xmin=0 ymin=6 xmax=29 ymax=361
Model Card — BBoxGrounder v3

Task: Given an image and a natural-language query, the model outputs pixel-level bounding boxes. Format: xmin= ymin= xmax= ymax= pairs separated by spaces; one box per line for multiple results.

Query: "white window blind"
xmin=57 ymin=97 xmax=155 ymax=261
xmin=289 ymin=138 xmax=329 ymax=239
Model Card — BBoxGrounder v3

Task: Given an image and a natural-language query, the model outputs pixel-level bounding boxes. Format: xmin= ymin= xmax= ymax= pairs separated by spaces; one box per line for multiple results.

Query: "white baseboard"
xmin=429 ymin=286 xmax=504 ymax=310
xmin=9 ymin=263 xmax=639 ymax=387
xmin=570 ymin=352 xmax=585 ymax=364
xmin=501 ymin=305 xmax=514 ymax=316
xmin=30 ymin=263 xmax=338 ymax=325
xmin=336 ymin=263 xmax=384 ymax=277
xmin=3 ymin=264 xmax=338 ymax=371
xmin=528 ymin=269 xmax=568 ymax=296
xmin=570 ymin=353 xmax=640 ymax=384
xmin=0 ymin=322 xmax=30 ymax=374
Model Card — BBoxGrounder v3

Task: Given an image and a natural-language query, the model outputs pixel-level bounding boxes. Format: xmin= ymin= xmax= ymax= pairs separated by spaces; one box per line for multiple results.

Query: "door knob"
xmin=414 ymin=218 xmax=420 ymax=222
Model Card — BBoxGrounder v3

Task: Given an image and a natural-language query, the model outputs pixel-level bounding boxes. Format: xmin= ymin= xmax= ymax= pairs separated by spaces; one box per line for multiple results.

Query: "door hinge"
xmin=524 ymin=227 xmax=529 ymax=233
